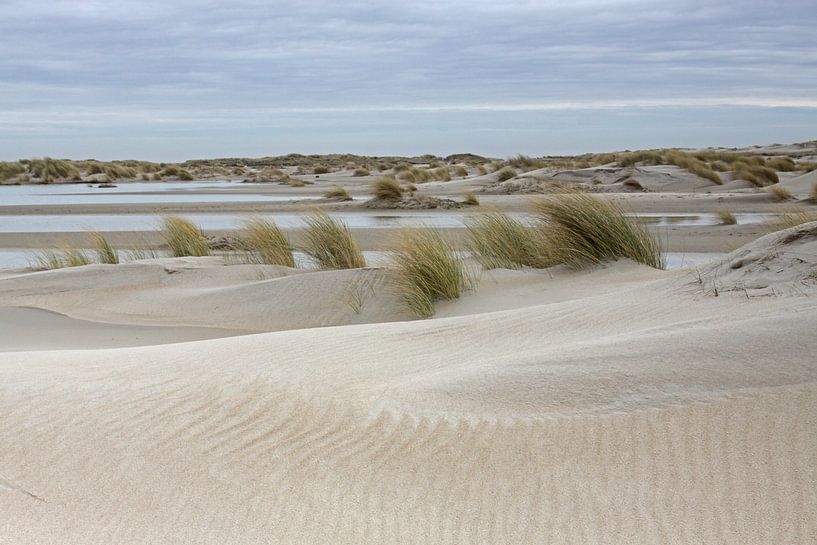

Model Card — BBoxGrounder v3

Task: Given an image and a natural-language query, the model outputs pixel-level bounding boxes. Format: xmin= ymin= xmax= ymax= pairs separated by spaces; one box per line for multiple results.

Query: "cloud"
xmin=0 ymin=0 xmax=815 ymax=157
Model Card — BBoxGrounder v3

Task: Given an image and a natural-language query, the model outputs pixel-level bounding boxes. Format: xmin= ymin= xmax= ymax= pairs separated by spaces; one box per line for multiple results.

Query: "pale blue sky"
xmin=1 ymin=0 xmax=816 ymax=161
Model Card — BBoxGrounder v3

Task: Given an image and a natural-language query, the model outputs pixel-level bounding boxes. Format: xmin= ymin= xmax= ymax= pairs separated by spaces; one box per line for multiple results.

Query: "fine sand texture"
xmin=0 ymin=225 xmax=816 ymax=543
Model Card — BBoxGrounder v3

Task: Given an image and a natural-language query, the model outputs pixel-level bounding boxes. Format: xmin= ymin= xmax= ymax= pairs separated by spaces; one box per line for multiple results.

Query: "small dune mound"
xmin=363 ymin=196 xmax=462 ymax=209
xmin=696 ymin=221 xmax=817 ymax=296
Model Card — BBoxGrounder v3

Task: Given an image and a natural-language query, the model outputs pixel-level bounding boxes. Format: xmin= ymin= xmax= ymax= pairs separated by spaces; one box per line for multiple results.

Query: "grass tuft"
xmin=390 ymin=228 xmax=468 ymax=317
xmin=532 ymin=193 xmax=664 ymax=269
xmin=352 ymin=168 xmax=370 ymax=177
xmin=462 ymin=192 xmax=479 ymax=205
xmin=301 ymin=210 xmax=366 ymax=269
xmin=240 ymin=217 xmax=294 ymax=267
xmin=771 ymin=209 xmax=817 ymax=230
xmin=90 ymin=231 xmax=119 ymax=264
xmin=323 ymin=186 xmax=352 ymax=200
xmin=466 ymin=210 xmax=552 ymax=269
xmin=160 ymin=216 xmax=211 ymax=257
xmin=371 ymin=176 xmax=403 ymax=200
xmin=715 ymin=209 xmax=737 ymax=225
xmin=766 ymin=185 xmax=792 ymax=201
xmin=496 ymin=167 xmax=517 ymax=182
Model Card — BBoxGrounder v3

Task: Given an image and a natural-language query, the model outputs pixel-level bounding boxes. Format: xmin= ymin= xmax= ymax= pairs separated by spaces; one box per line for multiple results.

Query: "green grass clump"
xmin=240 ymin=217 xmax=294 ymax=267
xmin=466 ymin=210 xmax=552 ymax=269
xmin=160 ymin=216 xmax=211 ymax=257
xmin=453 ymin=166 xmax=468 ymax=177
xmin=313 ymin=165 xmax=330 ymax=174
xmin=664 ymin=152 xmax=722 ymax=185
xmin=462 ymin=192 xmax=479 ymax=205
xmin=90 ymin=231 xmax=119 ymax=264
xmin=352 ymin=168 xmax=370 ymax=177
xmin=715 ymin=209 xmax=737 ymax=225
xmin=506 ymin=154 xmax=546 ymax=171
xmin=532 ymin=193 xmax=664 ymax=269
xmin=301 ymin=211 xmax=365 ymax=269
xmin=390 ymin=228 xmax=468 ymax=317
xmin=0 ymin=161 xmax=26 ymax=181
xmin=323 ymin=186 xmax=352 ymax=200
xmin=177 ymin=169 xmax=194 ymax=181
xmin=371 ymin=176 xmax=403 ymax=200
xmin=496 ymin=167 xmax=517 ymax=182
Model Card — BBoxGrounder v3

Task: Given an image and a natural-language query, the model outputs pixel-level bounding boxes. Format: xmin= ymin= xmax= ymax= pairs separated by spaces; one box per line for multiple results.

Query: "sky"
xmin=1 ymin=0 xmax=816 ymax=161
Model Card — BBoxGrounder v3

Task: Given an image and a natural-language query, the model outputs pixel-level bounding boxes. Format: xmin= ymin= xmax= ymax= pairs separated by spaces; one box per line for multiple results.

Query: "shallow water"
xmin=0 ymin=181 xmax=326 ymax=205
xmin=0 ymin=247 xmax=723 ymax=271
xmin=0 ymin=212 xmax=471 ymax=233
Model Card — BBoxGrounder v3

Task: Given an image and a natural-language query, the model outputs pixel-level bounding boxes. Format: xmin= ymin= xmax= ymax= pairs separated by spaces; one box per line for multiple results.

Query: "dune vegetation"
xmin=301 ymin=211 xmax=366 ymax=269
xmin=323 ymin=186 xmax=352 ymax=200
xmin=496 ymin=167 xmax=517 ymax=182
xmin=160 ymin=216 xmax=211 ymax=257
xmin=240 ymin=217 xmax=295 ymax=267
xmin=390 ymin=228 xmax=469 ymax=317
xmin=532 ymin=193 xmax=664 ymax=269
xmin=715 ymin=209 xmax=738 ymax=225
xmin=90 ymin=231 xmax=119 ymax=264
xmin=766 ymin=185 xmax=792 ymax=201
xmin=466 ymin=210 xmax=552 ymax=270
xmin=371 ymin=176 xmax=403 ymax=200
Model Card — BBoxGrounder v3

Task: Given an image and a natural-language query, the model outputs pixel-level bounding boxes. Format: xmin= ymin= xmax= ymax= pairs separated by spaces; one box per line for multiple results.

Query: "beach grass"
xmin=390 ymin=228 xmax=468 ymax=317
xmin=90 ymin=231 xmax=119 ymax=264
xmin=532 ymin=193 xmax=664 ymax=269
xmin=160 ymin=216 xmax=211 ymax=257
xmin=466 ymin=210 xmax=552 ymax=269
xmin=323 ymin=186 xmax=352 ymax=200
xmin=371 ymin=176 xmax=403 ymax=200
xmin=240 ymin=217 xmax=295 ymax=267
xmin=715 ymin=209 xmax=737 ymax=225
xmin=496 ymin=167 xmax=517 ymax=182
xmin=766 ymin=185 xmax=792 ymax=201
xmin=301 ymin=210 xmax=366 ymax=269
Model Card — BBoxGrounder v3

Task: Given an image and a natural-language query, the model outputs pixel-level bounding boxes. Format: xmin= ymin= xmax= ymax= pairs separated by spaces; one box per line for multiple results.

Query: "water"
xmin=0 ymin=181 xmax=327 ymax=205
xmin=0 ymin=247 xmax=724 ymax=271
xmin=632 ymin=212 xmax=774 ymax=226
xmin=0 ymin=213 xmax=469 ymax=233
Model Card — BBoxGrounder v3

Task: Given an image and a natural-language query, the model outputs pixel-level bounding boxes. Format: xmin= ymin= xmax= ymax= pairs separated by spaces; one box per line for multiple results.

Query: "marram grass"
xmin=301 ymin=210 xmax=366 ymax=269
xmin=239 ymin=217 xmax=294 ymax=267
xmin=160 ymin=216 xmax=211 ymax=257
xmin=390 ymin=228 xmax=468 ymax=318
xmin=532 ymin=193 xmax=664 ymax=269
xmin=466 ymin=210 xmax=553 ymax=270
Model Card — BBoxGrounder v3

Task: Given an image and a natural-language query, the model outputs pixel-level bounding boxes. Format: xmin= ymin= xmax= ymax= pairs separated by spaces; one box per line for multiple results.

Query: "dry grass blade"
xmin=160 ymin=216 xmax=211 ymax=257
xmin=301 ymin=210 xmax=366 ymax=269
xmin=240 ymin=217 xmax=295 ymax=267
xmin=390 ymin=228 xmax=468 ymax=318
xmin=532 ymin=193 xmax=664 ymax=269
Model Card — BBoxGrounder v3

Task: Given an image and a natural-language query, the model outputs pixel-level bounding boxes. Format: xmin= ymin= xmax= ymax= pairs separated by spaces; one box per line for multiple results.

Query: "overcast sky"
xmin=1 ymin=0 xmax=816 ymax=161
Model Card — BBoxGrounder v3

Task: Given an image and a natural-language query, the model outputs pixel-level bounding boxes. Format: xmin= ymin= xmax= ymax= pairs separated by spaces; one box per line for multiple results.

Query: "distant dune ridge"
xmin=0 ymin=222 xmax=815 ymax=543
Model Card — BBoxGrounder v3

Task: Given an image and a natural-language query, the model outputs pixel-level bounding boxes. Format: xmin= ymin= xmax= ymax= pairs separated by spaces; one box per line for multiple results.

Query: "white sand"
xmin=0 ymin=225 xmax=816 ymax=543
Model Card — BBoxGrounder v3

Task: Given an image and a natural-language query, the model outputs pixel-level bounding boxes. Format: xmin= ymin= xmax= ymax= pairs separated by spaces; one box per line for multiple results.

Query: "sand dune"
xmin=0 ymin=226 xmax=816 ymax=543
xmin=0 ymin=257 xmax=410 ymax=331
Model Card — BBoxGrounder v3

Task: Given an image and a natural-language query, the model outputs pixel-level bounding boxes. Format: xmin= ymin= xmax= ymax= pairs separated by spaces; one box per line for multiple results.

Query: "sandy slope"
xmin=0 ymin=226 xmax=816 ymax=544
